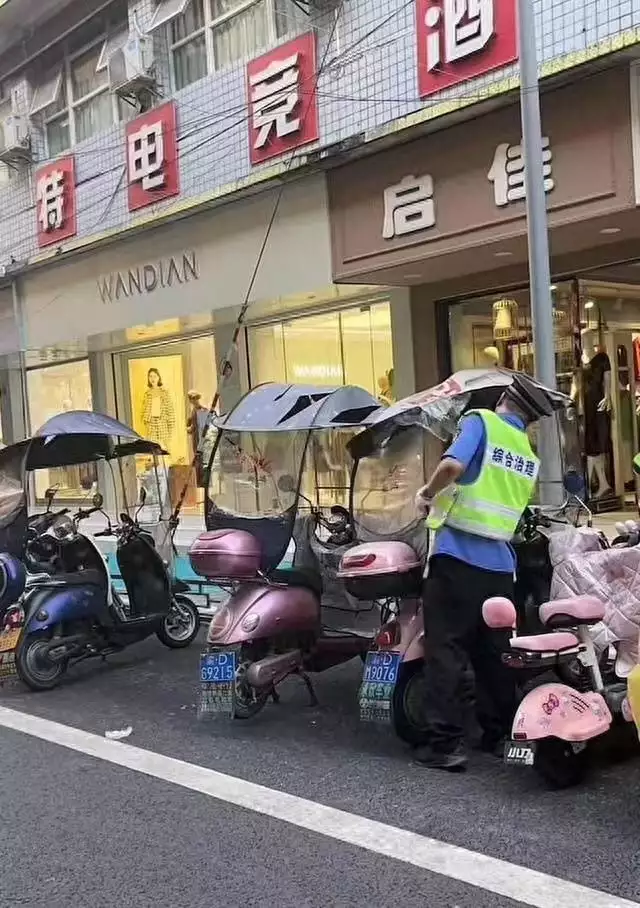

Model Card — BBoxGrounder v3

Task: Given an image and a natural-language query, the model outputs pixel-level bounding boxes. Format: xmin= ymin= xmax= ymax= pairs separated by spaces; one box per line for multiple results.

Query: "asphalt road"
xmin=1 ymin=631 xmax=639 ymax=907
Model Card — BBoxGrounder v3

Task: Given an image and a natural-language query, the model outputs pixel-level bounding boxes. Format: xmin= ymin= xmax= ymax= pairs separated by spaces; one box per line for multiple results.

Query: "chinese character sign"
xmin=35 ymin=156 xmax=77 ymax=248
xmin=488 ymin=137 xmax=554 ymax=207
xmin=126 ymin=101 xmax=180 ymax=212
xmin=247 ymin=31 xmax=319 ymax=166
xmin=382 ymin=175 xmax=436 ymax=239
xmin=416 ymin=0 xmax=517 ymax=99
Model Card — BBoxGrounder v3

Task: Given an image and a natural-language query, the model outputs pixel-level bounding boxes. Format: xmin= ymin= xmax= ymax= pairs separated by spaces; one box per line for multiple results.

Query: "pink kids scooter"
xmin=482 ymin=593 xmax=637 ymax=788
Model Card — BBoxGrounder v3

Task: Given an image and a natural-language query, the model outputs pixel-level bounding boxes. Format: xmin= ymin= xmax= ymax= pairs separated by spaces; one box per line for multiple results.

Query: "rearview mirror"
xmin=44 ymin=487 xmax=57 ymax=510
xmin=277 ymin=474 xmax=296 ymax=494
xmin=138 ymin=486 xmax=147 ymax=506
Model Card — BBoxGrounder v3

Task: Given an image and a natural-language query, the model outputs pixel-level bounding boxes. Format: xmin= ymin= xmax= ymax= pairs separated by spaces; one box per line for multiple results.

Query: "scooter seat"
xmin=270 ymin=568 xmax=323 ymax=597
xmin=510 ymin=631 xmax=580 ymax=654
xmin=539 ymin=596 xmax=605 ymax=628
xmin=30 ymin=569 xmax=105 ymax=588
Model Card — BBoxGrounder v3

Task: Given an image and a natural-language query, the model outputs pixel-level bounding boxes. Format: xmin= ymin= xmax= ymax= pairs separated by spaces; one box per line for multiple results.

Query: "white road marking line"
xmin=0 ymin=704 xmax=634 ymax=908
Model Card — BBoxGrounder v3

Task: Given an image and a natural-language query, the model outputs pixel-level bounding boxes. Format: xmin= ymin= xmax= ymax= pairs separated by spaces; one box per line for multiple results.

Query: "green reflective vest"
xmin=426 ymin=409 xmax=540 ymax=542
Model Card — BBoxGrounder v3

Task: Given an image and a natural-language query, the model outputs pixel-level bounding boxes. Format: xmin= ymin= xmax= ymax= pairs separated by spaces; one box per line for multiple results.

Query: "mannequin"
xmin=582 ymin=329 xmax=612 ymax=498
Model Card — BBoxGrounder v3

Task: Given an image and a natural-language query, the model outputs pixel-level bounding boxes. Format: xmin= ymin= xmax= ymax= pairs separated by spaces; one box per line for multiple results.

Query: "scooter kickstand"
xmin=297 ymin=670 xmax=318 ymax=707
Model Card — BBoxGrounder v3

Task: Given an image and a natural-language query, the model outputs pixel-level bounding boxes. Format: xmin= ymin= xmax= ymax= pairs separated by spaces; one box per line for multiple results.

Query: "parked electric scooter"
xmin=338 ymin=368 xmax=574 ymax=746
xmin=189 ymin=382 xmax=381 ymax=719
xmin=0 ymin=411 xmax=200 ymax=691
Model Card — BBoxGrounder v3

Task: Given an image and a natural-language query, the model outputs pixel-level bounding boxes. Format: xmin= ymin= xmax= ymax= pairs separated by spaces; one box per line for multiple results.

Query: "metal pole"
xmin=517 ymin=0 xmax=563 ymax=504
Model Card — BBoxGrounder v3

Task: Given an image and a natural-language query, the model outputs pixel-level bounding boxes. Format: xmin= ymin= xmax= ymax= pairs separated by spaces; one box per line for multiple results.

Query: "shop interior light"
xmin=585 ymin=300 xmax=595 ymax=309
xmin=600 ymin=227 xmax=621 ymax=235
xmin=494 ymin=251 xmax=513 ymax=258
xmin=492 ymin=297 xmax=518 ymax=340
xmin=549 ymin=284 xmax=557 ymax=291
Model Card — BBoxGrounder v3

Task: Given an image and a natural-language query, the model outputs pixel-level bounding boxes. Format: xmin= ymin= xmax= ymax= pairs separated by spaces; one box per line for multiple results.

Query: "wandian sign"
xmin=247 ymin=31 xmax=320 ymax=166
xmin=35 ymin=156 xmax=77 ymax=248
xmin=416 ymin=0 xmax=518 ymax=99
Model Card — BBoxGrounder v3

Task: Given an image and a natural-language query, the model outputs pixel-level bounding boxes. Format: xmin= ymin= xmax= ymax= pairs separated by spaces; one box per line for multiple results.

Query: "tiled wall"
xmin=0 ymin=0 xmax=639 ymax=267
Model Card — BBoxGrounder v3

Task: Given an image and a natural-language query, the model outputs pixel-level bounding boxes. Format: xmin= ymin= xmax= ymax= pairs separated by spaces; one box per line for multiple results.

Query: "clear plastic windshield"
xmin=352 ymin=425 xmax=426 ymax=537
xmin=208 ymin=430 xmax=307 ymax=518
xmin=301 ymin=429 xmax=358 ymax=510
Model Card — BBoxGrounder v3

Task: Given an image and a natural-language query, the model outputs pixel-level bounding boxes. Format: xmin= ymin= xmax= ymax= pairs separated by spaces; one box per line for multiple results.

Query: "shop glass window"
xmin=26 ymin=360 xmax=95 ymax=502
xmin=115 ymin=334 xmax=217 ymax=517
xmin=247 ymin=301 xmax=394 ymax=400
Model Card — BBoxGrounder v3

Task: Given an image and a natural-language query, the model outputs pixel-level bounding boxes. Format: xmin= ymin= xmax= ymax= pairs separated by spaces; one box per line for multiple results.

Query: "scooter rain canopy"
xmin=349 ymin=368 xmax=571 ymax=454
xmin=214 ymin=383 xmax=380 ymax=432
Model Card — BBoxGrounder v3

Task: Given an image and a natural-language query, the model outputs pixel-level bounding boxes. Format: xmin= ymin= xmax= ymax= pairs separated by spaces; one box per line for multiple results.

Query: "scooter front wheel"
xmin=157 ymin=595 xmax=200 ymax=649
xmin=16 ymin=633 xmax=68 ymax=691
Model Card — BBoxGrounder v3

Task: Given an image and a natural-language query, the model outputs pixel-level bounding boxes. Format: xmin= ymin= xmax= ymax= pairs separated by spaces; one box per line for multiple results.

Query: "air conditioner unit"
xmin=107 ymin=34 xmax=156 ymax=98
xmin=0 ymin=115 xmax=31 ymax=167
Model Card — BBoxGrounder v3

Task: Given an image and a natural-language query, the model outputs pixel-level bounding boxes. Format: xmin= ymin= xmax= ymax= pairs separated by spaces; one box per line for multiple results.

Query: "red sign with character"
xmin=35 ymin=155 xmax=77 ymax=248
xmin=247 ymin=31 xmax=319 ymax=166
xmin=416 ymin=0 xmax=517 ymax=99
xmin=126 ymin=101 xmax=180 ymax=212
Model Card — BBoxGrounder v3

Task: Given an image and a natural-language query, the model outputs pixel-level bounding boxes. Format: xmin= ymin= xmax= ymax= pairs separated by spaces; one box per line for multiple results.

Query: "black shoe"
xmin=413 ymin=743 xmax=467 ymax=772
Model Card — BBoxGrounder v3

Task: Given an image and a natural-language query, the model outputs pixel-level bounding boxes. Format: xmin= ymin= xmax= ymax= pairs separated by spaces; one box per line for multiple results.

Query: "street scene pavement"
xmin=0 ymin=630 xmax=638 ymax=908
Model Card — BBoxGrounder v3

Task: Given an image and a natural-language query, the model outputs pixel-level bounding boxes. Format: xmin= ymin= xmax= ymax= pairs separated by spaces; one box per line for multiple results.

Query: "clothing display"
xmin=583 ymin=351 xmax=611 ymax=457
xmin=142 ymin=387 xmax=176 ymax=450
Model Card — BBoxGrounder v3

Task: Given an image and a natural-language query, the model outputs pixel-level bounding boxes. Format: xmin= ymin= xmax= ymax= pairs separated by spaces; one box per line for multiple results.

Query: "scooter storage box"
xmin=338 ymin=542 xmax=422 ymax=600
xmin=189 ymin=529 xmax=261 ymax=580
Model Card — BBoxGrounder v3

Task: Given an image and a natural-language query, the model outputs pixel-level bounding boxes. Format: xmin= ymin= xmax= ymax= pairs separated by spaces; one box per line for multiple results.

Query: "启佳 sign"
xmin=247 ymin=31 xmax=319 ymax=166
xmin=35 ymin=155 xmax=77 ymax=248
xmin=416 ymin=0 xmax=517 ymax=99
xmin=126 ymin=101 xmax=180 ymax=212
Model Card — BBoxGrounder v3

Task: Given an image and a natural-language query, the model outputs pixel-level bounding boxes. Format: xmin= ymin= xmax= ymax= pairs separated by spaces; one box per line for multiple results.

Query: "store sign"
xmin=488 ymin=137 xmax=555 ymax=206
xmin=126 ymin=101 xmax=180 ymax=212
xmin=416 ymin=0 xmax=517 ymax=99
xmin=35 ymin=156 xmax=77 ymax=248
xmin=247 ymin=31 xmax=319 ymax=166
xmin=97 ymin=251 xmax=199 ymax=304
xmin=381 ymin=138 xmax=555 ymax=237
xmin=382 ymin=175 xmax=436 ymax=239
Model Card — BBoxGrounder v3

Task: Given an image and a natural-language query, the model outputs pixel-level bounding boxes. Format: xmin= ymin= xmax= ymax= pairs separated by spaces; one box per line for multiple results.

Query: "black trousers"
xmin=422 ymin=555 xmax=517 ymax=753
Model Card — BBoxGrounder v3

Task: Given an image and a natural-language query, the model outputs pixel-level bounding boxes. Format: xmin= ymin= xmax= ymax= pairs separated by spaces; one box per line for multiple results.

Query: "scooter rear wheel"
xmin=157 ymin=595 xmax=200 ymax=649
xmin=534 ymin=737 xmax=587 ymax=789
xmin=16 ymin=634 xmax=68 ymax=691
xmin=392 ymin=661 xmax=430 ymax=746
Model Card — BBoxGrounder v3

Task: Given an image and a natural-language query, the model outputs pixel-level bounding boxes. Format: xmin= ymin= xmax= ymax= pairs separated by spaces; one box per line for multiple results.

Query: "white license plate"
xmin=504 ymin=741 xmax=536 ymax=766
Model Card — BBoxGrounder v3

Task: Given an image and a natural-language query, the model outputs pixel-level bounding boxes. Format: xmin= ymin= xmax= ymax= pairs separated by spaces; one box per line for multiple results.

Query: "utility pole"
xmin=517 ymin=0 xmax=563 ymax=504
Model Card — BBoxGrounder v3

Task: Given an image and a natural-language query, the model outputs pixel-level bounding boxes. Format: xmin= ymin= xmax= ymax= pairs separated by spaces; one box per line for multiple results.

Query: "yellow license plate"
xmin=0 ymin=628 xmax=21 ymax=653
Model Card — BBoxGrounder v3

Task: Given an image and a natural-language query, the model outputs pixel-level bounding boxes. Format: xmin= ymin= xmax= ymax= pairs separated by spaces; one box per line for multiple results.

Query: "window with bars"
xmin=151 ymin=0 xmax=306 ymax=92
xmin=29 ymin=4 xmax=133 ymax=158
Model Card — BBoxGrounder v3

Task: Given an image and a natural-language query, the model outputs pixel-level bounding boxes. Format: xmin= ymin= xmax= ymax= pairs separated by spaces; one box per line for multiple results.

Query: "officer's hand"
xmin=415 ymin=490 xmax=431 ymax=517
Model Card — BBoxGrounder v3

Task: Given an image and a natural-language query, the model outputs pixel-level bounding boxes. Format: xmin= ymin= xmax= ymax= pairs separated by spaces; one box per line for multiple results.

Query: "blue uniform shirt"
xmin=430 ymin=412 xmax=527 ymax=574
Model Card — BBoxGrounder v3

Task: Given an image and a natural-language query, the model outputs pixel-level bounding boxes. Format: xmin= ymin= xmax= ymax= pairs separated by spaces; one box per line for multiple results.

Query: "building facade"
xmin=0 ymin=0 xmax=639 ymax=512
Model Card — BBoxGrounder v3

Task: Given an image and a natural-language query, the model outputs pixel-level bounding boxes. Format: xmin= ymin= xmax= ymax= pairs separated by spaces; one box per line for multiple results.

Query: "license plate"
xmin=359 ymin=651 xmax=401 ymax=724
xmin=504 ymin=741 xmax=537 ymax=767
xmin=198 ymin=651 xmax=236 ymax=719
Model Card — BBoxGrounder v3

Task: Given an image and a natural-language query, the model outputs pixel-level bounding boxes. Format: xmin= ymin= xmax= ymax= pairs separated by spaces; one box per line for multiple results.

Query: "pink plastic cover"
xmin=338 ymin=541 xmax=421 ymax=578
xmin=189 ymin=529 xmax=261 ymax=580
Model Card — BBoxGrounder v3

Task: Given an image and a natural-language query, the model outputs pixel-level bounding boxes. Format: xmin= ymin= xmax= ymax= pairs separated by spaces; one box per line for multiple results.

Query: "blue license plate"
xmin=198 ymin=651 xmax=237 ymax=718
xmin=359 ymin=651 xmax=401 ymax=724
